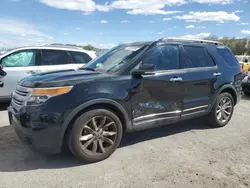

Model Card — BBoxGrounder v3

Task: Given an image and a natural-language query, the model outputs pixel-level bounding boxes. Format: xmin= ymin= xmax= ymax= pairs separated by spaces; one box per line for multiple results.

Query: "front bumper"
xmin=8 ymin=105 xmax=62 ymax=154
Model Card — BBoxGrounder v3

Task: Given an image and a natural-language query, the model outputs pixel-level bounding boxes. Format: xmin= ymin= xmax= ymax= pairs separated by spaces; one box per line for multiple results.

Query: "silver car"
xmin=0 ymin=45 xmax=96 ymax=101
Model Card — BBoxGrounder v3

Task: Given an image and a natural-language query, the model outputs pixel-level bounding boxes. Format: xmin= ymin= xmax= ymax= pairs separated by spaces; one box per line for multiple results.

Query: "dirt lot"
xmin=0 ymin=96 xmax=250 ymax=188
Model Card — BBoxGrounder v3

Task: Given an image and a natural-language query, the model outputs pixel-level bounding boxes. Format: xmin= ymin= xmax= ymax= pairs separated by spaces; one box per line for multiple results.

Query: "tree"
xmin=82 ymin=45 xmax=96 ymax=51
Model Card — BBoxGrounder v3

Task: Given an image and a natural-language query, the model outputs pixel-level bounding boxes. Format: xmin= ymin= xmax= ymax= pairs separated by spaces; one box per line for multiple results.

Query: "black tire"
xmin=208 ymin=92 xmax=234 ymax=128
xmin=68 ymin=109 xmax=123 ymax=163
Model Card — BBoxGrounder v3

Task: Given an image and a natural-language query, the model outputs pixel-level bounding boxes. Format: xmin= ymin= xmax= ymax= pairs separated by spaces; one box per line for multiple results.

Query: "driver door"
xmin=131 ymin=45 xmax=185 ymax=130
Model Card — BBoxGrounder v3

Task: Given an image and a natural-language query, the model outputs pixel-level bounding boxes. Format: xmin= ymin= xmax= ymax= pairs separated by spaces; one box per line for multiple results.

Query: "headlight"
xmin=26 ymin=86 xmax=73 ymax=106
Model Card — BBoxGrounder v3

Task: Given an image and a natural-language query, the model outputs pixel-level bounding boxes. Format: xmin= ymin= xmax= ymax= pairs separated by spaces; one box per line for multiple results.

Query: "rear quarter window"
xmin=217 ymin=47 xmax=239 ymax=67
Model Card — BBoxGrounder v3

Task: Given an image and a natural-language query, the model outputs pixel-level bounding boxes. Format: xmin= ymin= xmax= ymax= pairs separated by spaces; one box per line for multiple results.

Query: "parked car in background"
xmin=242 ymin=71 xmax=250 ymax=96
xmin=236 ymin=55 xmax=250 ymax=74
xmin=9 ymin=38 xmax=242 ymax=162
xmin=0 ymin=45 xmax=96 ymax=101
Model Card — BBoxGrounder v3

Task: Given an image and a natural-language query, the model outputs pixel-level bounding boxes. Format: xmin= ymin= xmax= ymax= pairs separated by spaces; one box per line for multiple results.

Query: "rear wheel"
xmin=208 ymin=93 xmax=234 ymax=128
xmin=68 ymin=109 xmax=123 ymax=162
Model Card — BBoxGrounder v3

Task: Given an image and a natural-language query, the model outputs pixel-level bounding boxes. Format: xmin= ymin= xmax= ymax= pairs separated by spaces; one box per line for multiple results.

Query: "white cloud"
xmin=163 ymin=18 xmax=172 ymax=21
xmin=175 ymin=11 xmax=240 ymax=23
xmin=191 ymin=0 xmax=233 ymax=4
xmin=185 ymin=25 xmax=205 ymax=28
xmin=157 ymin=31 xmax=164 ymax=35
xmin=239 ymin=22 xmax=249 ymax=25
xmin=241 ymin=30 xmax=250 ymax=34
xmin=40 ymin=0 xmax=96 ymax=13
xmin=39 ymin=0 xmax=186 ymax=15
xmin=0 ymin=18 xmax=53 ymax=49
xmin=185 ymin=25 xmax=195 ymax=28
xmin=109 ymin=0 xmax=186 ymax=15
xmin=234 ymin=10 xmax=243 ymax=13
xmin=0 ymin=18 xmax=47 ymax=37
xmin=120 ymin=20 xmax=129 ymax=24
xmin=100 ymin=20 xmax=108 ymax=24
xmin=60 ymin=32 xmax=69 ymax=35
xmin=39 ymin=0 xmax=239 ymax=16
xmin=76 ymin=27 xmax=81 ymax=30
xmin=182 ymin=32 xmax=211 ymax=38
xmin=149 ymin=21 xmax=155 ymax=23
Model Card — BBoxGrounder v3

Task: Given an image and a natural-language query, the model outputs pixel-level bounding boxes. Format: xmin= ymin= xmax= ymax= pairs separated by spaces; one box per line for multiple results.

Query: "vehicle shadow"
xmin=0 ymin=118 xmax=212 ymax=172
xmin=0 ymin=102 xmax=10 ymax=111
xmin=241 ymin=94 xmax=250 ymax=101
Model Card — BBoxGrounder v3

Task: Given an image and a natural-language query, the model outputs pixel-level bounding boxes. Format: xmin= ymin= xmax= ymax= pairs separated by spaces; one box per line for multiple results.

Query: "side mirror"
xmin=0 ymin=65 xmax=7 ymax=77
xmin=131 ymin=64 xmax=156 ymax=77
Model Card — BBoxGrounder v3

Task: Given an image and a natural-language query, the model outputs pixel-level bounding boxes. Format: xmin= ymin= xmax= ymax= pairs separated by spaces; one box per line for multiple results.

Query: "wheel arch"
xmin=60 ymin=99 xmax=132 ymax=148
xmin=215 ymin=85 xmax=238 ymax=106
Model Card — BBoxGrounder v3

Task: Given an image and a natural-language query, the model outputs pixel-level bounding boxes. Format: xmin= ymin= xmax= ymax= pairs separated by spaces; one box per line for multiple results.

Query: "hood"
xmin=19 ymin=69 xmax=112 ymax=88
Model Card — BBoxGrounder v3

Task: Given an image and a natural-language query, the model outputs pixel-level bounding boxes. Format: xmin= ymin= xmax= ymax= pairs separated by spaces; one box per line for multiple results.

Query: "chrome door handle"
xmin=213 ymin=72 xmax=221 ymax=76
xmin=170 ymin=77 xmax=183 ymax=82
xmin=27 ymin=70 xmax=37 ymax=74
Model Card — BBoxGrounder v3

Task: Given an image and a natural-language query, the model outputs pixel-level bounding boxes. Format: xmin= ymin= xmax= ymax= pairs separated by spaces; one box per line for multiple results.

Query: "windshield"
xmin=82 ymin=44 xmax=147 ymax=73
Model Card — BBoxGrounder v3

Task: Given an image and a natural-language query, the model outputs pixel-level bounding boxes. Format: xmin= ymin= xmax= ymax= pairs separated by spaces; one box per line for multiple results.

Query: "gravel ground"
xmin=0 ymin=96 xmax=250 ymax=188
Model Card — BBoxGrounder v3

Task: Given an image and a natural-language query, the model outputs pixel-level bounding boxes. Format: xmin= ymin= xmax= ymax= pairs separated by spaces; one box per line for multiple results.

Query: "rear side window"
xmin=70 ymin=51 xmax=92 ymax=64
xmin=217 ymin=47 xmax=239 ymax=67
xmin=40 ymin=50 xmax=71 ymax=66
xmin=181 ymin=46 xmax=215 ymax=68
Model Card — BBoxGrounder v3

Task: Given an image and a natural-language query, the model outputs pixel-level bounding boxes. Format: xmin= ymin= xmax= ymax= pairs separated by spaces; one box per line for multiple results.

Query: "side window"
xmin=217 ymin=47 xmax=240 ymax=67
xmin=70 ymin=51 xmax=92 ymax=64
xmin=40 ymin=50 xmax=71 ymax=66
xmin=1 ymin=50 xmax=36 ymax=67
xmin=182 ymin=46 xmax=215 ymax=68
xmin=142 ymin=45 xmax=179 ymax=71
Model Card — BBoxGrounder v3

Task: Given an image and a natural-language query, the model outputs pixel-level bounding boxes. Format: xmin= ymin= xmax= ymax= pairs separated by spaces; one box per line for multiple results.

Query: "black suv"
xmin=8 ymin=38 xmax=242 ymax=162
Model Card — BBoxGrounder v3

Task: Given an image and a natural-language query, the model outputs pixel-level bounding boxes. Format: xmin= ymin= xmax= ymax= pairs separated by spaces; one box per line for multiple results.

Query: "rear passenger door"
xmin=180 ymin=45 xmax=219 ymax=118
xmin=69 ymin=51 xmax=93 ymax=69
xmin=38 ymin=50 xmax=74 ymax=73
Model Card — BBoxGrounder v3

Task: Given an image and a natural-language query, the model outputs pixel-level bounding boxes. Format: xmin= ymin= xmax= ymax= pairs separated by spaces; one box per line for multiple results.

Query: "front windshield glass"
xmin=82 ymin=44 xmax=147 ymax=73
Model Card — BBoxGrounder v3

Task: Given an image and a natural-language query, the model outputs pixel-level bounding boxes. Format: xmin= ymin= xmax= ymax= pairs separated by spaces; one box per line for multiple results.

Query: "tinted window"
xmin=217 ymin=47 xmax=239 ymax=67
xmin=70 ymin=51 xmax=92 ymax=64
xmin=142 ymin=45 xmax=179 ymax=70
xmin=1 ymin=50 xmax=36 ymax=67
xmin=40 ymin=50 xmax=71 ymax=66
xmin=182 ymin=46 xmax=215 ymax=68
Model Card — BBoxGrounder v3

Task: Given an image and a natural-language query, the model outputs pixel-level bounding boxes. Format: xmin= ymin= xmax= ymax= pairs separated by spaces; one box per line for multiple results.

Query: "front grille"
xmin=11 ymin=85 xmax=33 ymax=111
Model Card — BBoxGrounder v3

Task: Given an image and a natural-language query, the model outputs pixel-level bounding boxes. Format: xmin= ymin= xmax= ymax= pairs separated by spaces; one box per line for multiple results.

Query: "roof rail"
xmin=43 ymin=44 xmax=83 ymax=50
xmin=159 ymin=37 xmax=224 ymax=46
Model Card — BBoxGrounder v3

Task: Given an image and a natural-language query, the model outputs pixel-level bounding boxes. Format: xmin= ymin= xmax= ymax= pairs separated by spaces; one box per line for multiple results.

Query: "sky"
xmin=0 ymin=0 xmax=250 ymax=49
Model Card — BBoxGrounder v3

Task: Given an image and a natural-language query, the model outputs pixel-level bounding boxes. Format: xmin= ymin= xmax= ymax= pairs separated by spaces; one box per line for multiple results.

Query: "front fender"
xmin=60 ymin=98 xmax=132 ymax=139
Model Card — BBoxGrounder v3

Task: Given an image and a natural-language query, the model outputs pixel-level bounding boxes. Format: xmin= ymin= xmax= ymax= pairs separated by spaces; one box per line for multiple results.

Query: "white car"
xmin=0 ymin=45 xmax=96 ymax=101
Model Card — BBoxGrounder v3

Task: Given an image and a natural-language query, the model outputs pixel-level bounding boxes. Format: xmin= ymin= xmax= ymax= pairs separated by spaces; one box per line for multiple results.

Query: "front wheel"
xmin=68 ymin=109 xmax=123 ymax=162
xmin=208 ymin=93 xmax=234 ymax=128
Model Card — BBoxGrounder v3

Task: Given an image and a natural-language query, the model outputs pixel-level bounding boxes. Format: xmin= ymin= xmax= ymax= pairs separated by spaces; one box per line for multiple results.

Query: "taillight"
xmin=240 ymin=64 xmax=244 ymax=73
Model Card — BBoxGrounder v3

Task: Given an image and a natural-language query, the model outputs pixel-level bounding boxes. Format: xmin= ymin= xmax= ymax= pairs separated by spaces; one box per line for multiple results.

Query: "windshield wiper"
xmin=78 ymin=67 xmax=96 ymax=71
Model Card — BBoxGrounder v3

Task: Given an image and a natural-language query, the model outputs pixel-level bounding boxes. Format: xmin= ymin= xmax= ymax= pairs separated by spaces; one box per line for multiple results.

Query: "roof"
xmin=0 ymin=45 xmax=97 ymax=59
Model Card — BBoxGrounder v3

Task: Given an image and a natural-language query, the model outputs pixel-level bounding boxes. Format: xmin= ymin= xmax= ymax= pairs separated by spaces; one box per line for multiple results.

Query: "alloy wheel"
xmin=79 ymin=116 xmax=117 ymax=155
xmin=216 ymin=96 xmax=233 ymax=123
